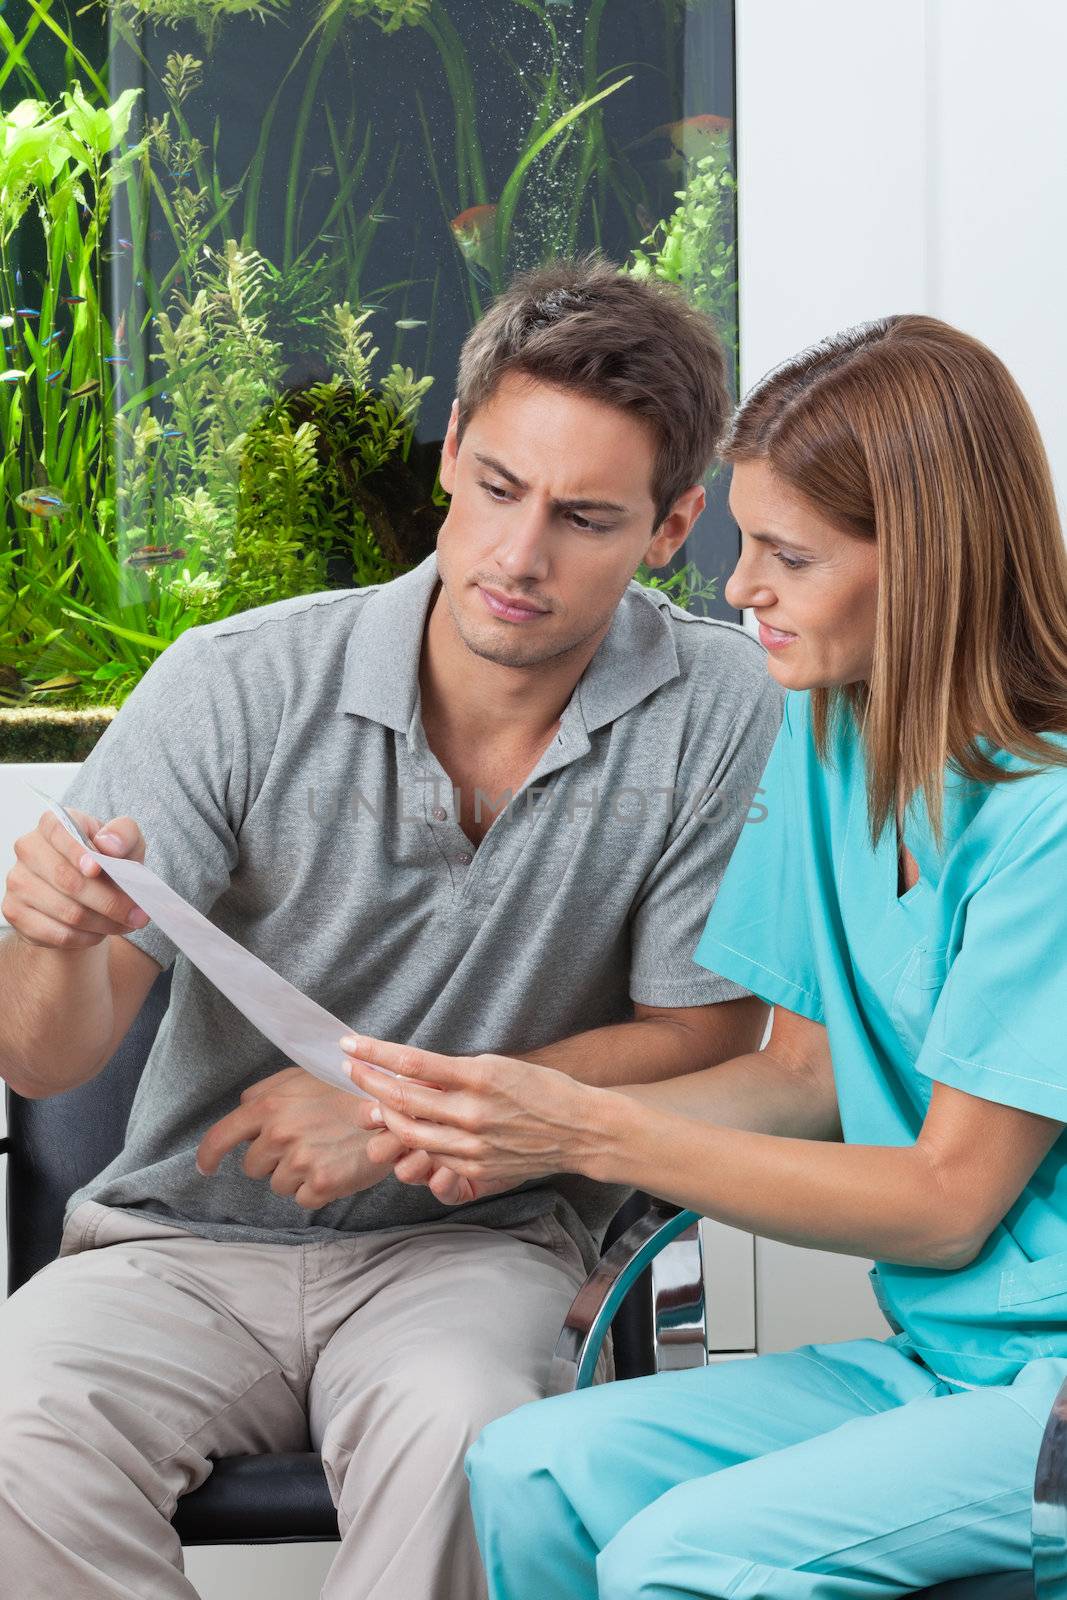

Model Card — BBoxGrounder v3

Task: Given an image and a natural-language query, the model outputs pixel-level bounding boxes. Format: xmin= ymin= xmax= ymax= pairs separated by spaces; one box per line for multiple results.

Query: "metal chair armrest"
xmin=1031 ymin=1371 xmax=1067 ymax=1595
xmin=548 ymin=1205 xmax=705 ymax=1395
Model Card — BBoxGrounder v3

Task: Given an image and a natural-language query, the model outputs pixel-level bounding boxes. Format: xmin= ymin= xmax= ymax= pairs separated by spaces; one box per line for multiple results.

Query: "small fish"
xmin=69 ymin=378 xmax=100 ymax=398
xmin=116 ymin=237 xmax=133 ymax=251
xmin=368 ymin=212 xmax=398 ymax=223
xmin=104 ymin=356 xmax=129 ymax=367
xmin=0 ymin=314 xmax=12 ymax=328
xmin=15 ymin=488 xmax=68 ymax=518
xmin=394 ymin=318 xmax=427 ymax=330
xmin=309 ymin=164 xmax=332 ymax=177
xmin=40 ymin=332 xmax=62 ymax=347
xmin=125 ymin=544 xmax=186 ymax=569
xmin=161 ymin=427 xmax=185 ymax=439
xmin=449 ymin=203 xmax=498 ymax=272
xmin=0 ymin=368 xmax=27 ymax=383
xmin=115 ymin=310 xmax=127 ymax=346
xmin=646 ymin=113 xmax=733 ymax=156
xmin=320 ymin=233 xmax=339 ymax=242
xmin=46 ymin=368 xmax=64 ymax=384
xmin=15 ymin=268 xmax=22 ymax=288
xmin=15 ymin=307 xmax=39 ymax=317
xmin=59 ymin=295 xmax=86 ymax=305
xmin=31 ymin=674 xmax=79 ymax=693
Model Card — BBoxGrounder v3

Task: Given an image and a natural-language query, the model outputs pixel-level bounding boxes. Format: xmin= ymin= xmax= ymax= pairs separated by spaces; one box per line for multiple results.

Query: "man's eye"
xmin=480 ymin=480 xmax=513 ymax=501
xmin=569 ymin=512 xmax=610 ymax=534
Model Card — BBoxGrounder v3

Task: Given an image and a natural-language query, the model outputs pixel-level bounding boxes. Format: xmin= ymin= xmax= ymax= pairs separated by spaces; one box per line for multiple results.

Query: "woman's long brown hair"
xmin=721 ymin=314 xmax=1067 ymax=852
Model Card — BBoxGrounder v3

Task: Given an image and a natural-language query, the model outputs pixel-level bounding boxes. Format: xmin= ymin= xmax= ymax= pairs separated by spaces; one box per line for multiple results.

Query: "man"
xmin=0 ymin=256 xmax=781 ymax=1599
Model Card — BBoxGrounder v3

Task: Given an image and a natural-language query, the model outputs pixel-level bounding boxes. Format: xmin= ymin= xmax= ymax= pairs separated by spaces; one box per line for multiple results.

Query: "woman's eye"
xmin=774 ymin=551 xmax=807 ymax=571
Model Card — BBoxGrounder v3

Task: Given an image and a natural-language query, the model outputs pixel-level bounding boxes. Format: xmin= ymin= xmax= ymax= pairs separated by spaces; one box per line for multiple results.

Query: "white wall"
xmin=733 ymin=0 xmax=1067 ymax=1352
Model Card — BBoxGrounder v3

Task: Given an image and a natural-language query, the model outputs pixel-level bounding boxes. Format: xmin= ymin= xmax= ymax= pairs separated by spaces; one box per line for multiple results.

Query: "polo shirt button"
xmin=431 ymin=806 xmax=447 ymax=821
xmin=457 ymin=852 xmax=472 ymax=865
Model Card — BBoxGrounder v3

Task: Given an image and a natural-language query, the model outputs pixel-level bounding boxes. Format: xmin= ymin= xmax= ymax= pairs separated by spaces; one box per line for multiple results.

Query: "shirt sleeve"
xmin=629 ymin=643 xmax=784 ymax=1008
xmin=58 ymin=626 xmax=244 ymax=972
xmin=692 ymin=689 xmax=825 ymax=1023
xmin=914 ymin=786 xmax=1067 ymax=1121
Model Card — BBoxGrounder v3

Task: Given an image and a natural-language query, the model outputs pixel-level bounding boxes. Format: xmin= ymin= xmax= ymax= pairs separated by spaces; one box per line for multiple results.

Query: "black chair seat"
xmin=916 ymin=1577 xmax=1033 ymax=1598
xmin=172 ymin=1453 xmax=338 ymax=1546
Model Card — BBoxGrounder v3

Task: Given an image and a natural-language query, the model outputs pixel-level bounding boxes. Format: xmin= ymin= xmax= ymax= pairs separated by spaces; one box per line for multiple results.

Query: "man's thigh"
xmin=0 ymin=1200 xmax=309 ymax=1518
xmin=306 ymin=1211 xmax=611 ymax=1467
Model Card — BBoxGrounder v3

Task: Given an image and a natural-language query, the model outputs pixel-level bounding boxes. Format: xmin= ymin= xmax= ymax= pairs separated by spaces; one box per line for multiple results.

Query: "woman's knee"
xmin=465 ymin=1393 xmax=571 ymax=1491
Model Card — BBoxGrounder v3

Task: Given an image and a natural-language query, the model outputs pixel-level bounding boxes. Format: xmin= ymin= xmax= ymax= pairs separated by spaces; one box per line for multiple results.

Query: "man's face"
xmin=434 ymin=373 xmax=699 ymax=670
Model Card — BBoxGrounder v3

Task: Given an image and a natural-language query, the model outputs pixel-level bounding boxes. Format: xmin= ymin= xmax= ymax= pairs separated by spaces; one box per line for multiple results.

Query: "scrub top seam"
xmin=923 ymin=1045 xmax=1064 ymax=1096
xmin=696 ymin=937 xmax=823 ymax=1007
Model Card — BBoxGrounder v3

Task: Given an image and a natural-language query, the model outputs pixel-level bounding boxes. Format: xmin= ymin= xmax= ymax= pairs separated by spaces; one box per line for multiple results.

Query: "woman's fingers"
xmin=348 ymin=1060 xmax=482 ymax=1129
xmin=340 ymin=1034 xmax=484 ymax=1092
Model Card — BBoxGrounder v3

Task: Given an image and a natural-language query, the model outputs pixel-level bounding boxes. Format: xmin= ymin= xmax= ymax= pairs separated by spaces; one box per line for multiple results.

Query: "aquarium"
xmin=0 ymin=0 xmax=738 ymax=715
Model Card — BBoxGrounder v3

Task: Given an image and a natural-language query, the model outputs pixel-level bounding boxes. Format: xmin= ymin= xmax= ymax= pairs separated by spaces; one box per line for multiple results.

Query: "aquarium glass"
xmin=1 ymin=0 xmax=738 ymax=709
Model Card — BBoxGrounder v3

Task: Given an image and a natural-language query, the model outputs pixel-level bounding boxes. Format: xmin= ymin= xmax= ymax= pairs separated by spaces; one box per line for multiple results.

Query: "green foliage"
xmin=1 ymin=0 xmax=738 ymax=720
xmin=110 ymin=0 xmax=289 ymax=51
xmin=625 ymin=143 xmax=738 ymax=373
xmin=342 ymin=0 xmax=431 ymax=30
xmin=224 ymin=300 xmax=434 ymax=610
xmin=634 ymin=560 xmax=719 ymax=616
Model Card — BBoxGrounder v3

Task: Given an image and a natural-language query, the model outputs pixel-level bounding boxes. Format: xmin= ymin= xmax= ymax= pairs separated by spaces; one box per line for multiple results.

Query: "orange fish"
xmin=449 ymin=203 xmax=498 ymax=272
xmin=632 ymin=113 xmax=734 ymax=160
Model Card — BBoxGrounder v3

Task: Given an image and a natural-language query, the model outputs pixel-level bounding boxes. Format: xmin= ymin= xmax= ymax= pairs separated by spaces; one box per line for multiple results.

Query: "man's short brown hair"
xmin=455 ymin=255 xmax=730 ymax=528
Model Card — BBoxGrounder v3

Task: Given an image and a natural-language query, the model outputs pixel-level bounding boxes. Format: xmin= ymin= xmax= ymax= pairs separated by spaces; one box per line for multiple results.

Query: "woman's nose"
xmin=724 ymin=556 xmax=773 ymax=612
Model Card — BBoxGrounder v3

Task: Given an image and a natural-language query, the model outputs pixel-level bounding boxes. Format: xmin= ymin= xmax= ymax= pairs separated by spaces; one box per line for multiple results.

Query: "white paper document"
xmin=23 ymin=782 xmax=389 ymax=1100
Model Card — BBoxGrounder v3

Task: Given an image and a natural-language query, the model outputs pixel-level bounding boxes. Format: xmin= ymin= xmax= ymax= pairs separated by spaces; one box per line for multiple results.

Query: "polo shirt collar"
xmin=335 ymin=551 xmax=681 ymax=736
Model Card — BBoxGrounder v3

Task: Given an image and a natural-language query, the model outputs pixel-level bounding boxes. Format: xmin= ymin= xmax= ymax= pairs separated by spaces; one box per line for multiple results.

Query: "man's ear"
xmin=439 ymin=399 xmax=461 ymax=494
xmin=642 ymin=484 xmax=706 ymax=569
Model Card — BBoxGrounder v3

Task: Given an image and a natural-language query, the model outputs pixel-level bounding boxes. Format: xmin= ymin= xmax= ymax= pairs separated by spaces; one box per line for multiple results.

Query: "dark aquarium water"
xmin=0 ymin=0 xmax=737 ymax=709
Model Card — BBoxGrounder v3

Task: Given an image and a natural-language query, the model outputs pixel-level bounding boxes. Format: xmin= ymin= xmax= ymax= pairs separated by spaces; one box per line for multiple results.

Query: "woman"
xmin=341 ymin=315 xmax=1067 ymax=1598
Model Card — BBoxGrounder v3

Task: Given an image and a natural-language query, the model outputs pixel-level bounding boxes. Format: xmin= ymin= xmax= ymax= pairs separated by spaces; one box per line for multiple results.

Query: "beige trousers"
xmin=0 ymin=1198 xmax=613 ymax=1599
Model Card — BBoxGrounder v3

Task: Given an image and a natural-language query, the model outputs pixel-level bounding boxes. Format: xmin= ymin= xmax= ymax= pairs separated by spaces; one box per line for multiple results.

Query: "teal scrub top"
xmin=694 ymin=687 xmax=1067 ymax=1388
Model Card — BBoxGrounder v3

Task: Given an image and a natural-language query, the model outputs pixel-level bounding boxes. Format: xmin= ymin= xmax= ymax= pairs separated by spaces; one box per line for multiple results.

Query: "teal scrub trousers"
xmin=464 ymin=1335 xmax=1066 ymax=1599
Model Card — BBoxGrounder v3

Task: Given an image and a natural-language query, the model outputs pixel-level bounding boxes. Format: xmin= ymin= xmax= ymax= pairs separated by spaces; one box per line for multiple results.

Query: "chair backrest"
xmin=5 ymin=965 xmax=173 ymax=1291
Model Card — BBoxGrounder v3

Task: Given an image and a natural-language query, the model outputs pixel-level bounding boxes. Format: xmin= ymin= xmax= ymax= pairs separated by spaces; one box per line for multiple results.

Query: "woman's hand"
xmin=339 ymin=1034 xmax=608 ymax=1192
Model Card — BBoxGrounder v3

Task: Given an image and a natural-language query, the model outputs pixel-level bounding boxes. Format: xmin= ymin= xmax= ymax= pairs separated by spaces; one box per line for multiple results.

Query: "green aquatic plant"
xmin=224 ymin=298 xmax=436 ymax=609
xmin=341 ymin=0 xmax=430 ymax=29
xmin=109 ymin=0 xmax=289 ymax=51
xmin=625 ymin=144 xmax=738 ymax=377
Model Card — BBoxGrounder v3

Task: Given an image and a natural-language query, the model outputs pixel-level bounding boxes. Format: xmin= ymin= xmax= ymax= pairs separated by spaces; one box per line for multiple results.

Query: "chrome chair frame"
xmin=549 ymin=1203 xmax=707 ymax=1394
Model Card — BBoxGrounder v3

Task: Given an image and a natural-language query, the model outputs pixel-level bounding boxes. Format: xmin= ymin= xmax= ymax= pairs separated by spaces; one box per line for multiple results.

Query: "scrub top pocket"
xmin=889 ymin=943 xmax=951 ymax=1059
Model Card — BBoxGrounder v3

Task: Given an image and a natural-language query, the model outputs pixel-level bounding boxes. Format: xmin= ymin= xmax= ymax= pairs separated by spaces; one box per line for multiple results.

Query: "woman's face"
xmin=724 ymin=458 xmax=880 ymax=690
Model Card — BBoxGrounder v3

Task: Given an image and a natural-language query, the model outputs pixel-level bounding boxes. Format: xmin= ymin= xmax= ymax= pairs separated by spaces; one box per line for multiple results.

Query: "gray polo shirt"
xmin=60 ymin=552 xmax=783 ymax=1269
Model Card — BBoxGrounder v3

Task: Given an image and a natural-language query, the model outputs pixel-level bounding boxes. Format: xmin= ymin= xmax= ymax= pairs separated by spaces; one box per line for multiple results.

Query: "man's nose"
xmin=493 ymin=502 xmax=552 ymax=582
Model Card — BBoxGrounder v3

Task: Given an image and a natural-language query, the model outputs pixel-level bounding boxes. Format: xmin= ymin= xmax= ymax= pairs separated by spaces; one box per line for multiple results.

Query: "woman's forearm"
xmin=616 ymin=1049 xmax=842 ymax=1142
xmin=588 ymin=1093 xmax=971 ymax=1270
